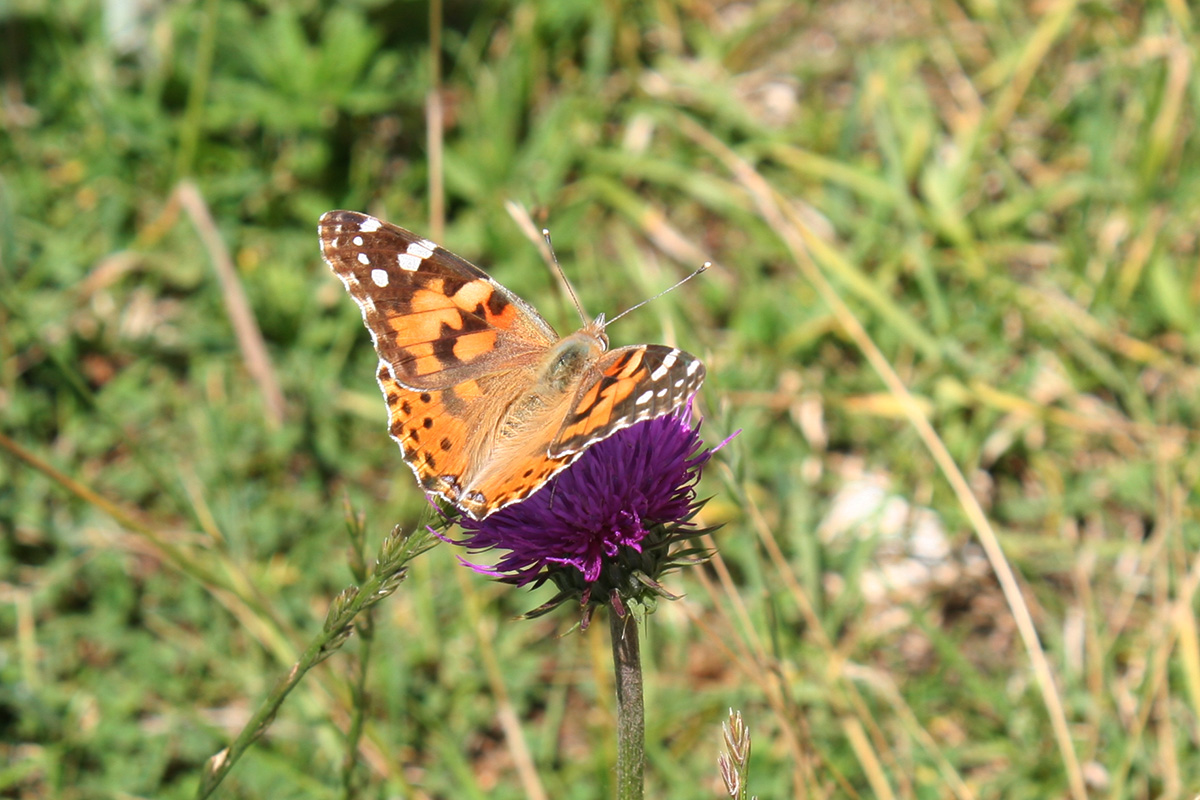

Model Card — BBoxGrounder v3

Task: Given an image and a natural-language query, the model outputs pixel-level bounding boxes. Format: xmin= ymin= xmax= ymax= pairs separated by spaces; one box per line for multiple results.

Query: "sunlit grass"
xmin=3 ymin=1 xmax=1199 ymax=798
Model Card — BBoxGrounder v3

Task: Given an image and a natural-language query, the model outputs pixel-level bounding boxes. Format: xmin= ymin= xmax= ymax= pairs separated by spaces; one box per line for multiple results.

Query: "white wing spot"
xmin=650 ymin=350 xmax=678 ymax=381
xmin=353 ymin=235 xmax=364 ymax=246
xmin=371 ymin=268 xmax=389 ymax=287
xmin=686 ymin=359 xmax=701 ymax=376
xmin=635 ymin=390 xmax=654 ymax=405
xmin=407 ymin=241 xmax=434 ymax=259
xmin=358 ymin=217 xmax=382 ymax=233
xmin=674 ymin=378 xmax=685 ymax=388
xmin=656 ymin=387 xmax=668 ymax=398
xmin=357 ymin=253 xmax=370 ymax=265
xmin=398 ymin=253 xmax=422 ymax=271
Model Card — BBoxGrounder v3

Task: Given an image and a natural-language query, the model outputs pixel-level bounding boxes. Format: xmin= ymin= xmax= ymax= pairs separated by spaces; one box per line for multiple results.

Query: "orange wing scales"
xmin=377 ymin=361 xmax=473 ymax=505
xmin=552 ymin=346 xmax=706 ymax=456
xmin=321 ymin=210 xmax=706 ymax=519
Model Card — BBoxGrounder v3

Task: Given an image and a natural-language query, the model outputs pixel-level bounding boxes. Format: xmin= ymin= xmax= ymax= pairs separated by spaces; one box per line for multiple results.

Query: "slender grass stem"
xmin=342 ymin=507 xmax=375 ymax=800
xmin=341 ymin=614 xmax=374 ymax=800
xmin=174 ymin=0 xmax=220 ymax=180
xmin=194 ymin=524 xmax=436 ymax=799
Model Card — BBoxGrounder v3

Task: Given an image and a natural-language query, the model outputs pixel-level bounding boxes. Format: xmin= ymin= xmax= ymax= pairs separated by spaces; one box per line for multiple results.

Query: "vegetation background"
xmin=3 ymin=0 xmax=1199 ymax=797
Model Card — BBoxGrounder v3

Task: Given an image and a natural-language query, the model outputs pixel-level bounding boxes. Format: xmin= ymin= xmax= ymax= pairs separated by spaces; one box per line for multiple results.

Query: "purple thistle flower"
xmin=450 ymin=403 xmax=722 ymax=618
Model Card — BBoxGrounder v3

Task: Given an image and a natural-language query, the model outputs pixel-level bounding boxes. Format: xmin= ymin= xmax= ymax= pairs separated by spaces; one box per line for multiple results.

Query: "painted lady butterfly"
xmin=319 ymin=210 xmax=706 ymax=519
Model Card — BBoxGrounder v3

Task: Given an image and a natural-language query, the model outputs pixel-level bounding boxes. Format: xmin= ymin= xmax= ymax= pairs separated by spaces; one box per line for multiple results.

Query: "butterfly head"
xmin=544 ymin=327 xmax=607 ymax=393
xmin=585 ymin=312 xmax=609 ymax=349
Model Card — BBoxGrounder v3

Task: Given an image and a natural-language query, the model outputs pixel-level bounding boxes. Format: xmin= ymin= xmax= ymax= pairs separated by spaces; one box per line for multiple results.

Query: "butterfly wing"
xmin=458 ymin=344 xmax=706 ymax=518
xmin=322 ymin=211 xmax=707 ymax=521
xmin=319 ymin=210 xmax=557 ymax=391
xmin=373 ymin=360 xmax=488 ymax=516
xmin=322 ymin=211 xmax=560 ymax=516
xmin=551 ymin=345 xmax=706 ymax=456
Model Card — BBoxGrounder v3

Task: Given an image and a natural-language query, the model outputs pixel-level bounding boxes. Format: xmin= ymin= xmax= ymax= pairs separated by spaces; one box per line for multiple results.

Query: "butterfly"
xmin=319 ymin=210 xmax=706 ymax=520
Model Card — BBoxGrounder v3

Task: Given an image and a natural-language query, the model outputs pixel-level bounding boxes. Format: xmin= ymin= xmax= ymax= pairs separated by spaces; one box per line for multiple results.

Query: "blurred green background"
xmin=4 ymin=0 xmax=1200 ymax=797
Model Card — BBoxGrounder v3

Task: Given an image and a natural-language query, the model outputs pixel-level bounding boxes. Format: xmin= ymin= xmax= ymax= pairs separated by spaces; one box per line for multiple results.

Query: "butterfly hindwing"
xmin=375 ymin=361 xmax=474 ymax=505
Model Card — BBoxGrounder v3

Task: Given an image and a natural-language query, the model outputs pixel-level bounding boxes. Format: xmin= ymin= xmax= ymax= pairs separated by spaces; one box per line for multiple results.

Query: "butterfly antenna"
xmin=542 ymin=229 xmax=590 ymax=326
xmin=606 ymin=261 xmax=710 ymax=327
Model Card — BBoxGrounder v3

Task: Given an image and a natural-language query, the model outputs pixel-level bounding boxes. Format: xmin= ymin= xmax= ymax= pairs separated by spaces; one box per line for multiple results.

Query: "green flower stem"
xmin=610 ymin=608 xmax=645 ymax=800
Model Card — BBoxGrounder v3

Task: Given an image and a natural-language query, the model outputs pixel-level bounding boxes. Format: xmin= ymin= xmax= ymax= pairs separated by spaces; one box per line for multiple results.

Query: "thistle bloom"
xmin=452 ymin=403 xmax=720 ymax=617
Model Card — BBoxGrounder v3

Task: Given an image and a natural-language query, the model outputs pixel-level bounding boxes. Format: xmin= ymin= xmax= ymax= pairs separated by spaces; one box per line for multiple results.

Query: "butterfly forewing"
xmin=319 ymin=210 xmax=557 ymax=391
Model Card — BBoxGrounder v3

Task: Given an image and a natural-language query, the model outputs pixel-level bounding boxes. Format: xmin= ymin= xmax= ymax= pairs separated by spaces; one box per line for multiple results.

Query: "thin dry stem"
xmin=177 ymin=181 xmax=286 ymax=429
xmin=691 ymin=538 xmax=811 ymax=791
xmin=426 ymin=0 xmax=444 ymax=241
xmin=679 ymin=115 xmax=1088 ymax=800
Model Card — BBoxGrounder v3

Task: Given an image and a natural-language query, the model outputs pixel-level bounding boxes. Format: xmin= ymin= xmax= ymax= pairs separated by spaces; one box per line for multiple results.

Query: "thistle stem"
xmin=609 ymin=607 xmax=644 ymax=800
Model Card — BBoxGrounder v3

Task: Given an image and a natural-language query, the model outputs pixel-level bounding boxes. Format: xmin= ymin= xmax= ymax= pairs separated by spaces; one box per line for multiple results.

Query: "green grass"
xmin=4 ymin=0 xmax=1200 ymax=797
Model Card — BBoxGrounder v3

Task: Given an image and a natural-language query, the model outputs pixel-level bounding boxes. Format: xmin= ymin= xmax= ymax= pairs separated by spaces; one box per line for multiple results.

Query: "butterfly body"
xmin=320 ymin=210 xmax=705 ymax=519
